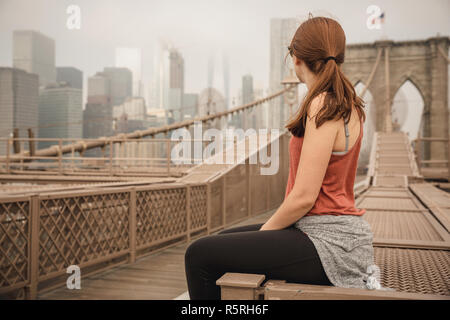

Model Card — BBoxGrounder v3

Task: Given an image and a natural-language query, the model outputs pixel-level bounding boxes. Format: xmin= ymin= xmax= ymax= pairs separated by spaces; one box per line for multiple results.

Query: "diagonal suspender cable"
xmin=384 ymin=46 xmax=392 ymax=133
xmin=437 ymin=45 xmax=450 ymax=64
xmin=359 ymin=47 xmax=383 ymax=98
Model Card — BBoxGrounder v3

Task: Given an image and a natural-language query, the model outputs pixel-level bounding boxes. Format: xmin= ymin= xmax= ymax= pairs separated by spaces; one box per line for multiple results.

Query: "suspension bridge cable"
xmin=359 ymin=47 xmax=383 ymax=98
xmin=437 ymin=45 xmax=450 ymax=64
xmin=2 ymin=87 xmax=290 ymax=162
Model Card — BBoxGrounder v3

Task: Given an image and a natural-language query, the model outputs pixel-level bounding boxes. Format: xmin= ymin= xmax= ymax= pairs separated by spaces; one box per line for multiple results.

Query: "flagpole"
xmin=380 ymin=12 xmax=387 ymax=40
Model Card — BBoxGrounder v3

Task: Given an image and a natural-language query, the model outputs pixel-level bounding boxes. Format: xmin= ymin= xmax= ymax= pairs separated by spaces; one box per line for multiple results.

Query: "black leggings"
xmin=184 ymin=223 xmax=332 ymax=300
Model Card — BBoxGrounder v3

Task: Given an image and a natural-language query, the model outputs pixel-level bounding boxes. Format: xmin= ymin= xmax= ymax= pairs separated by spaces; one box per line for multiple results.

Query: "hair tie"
xmin=323 ymin=56 xmax=337 ymax=62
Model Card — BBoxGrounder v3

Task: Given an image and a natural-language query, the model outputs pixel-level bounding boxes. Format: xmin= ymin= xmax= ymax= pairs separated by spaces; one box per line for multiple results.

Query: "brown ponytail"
xmin=285 ymin=16 xmax=366 ymax=137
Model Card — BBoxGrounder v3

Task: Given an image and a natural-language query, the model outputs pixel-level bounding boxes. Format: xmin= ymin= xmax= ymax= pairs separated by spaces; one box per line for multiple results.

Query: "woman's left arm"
xmin=260 ymin=100 xmax=339 ymax=231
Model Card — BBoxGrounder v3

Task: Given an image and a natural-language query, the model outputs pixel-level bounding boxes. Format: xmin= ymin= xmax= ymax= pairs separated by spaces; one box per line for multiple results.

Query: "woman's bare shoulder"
xmin=307 ymin=92 xmax=327 ymax=120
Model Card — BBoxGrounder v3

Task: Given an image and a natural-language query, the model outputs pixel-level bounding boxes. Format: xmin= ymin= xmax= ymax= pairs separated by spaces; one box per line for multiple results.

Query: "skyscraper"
xmin=84 ymin=72 xmax=112 ymax=139
xmin=242 ymin=74 xmax=256 ymax=128
xmin=150 ymin=42 xmax=187 ymax=123
xmin=103 ymin=67 xmax=132 ymax=107
xmin=113 ymin=97 xmax=147 ymax=134
xmin=0 ymin=67 xmax=39 ymax=155
xmin=168 ymin=48 xmax=184 ymax=122
xmin=242 ymin=74 xmax=254 ymax=105
xmin=83 ymin=67 xmax=133 ymax=140
xmin=223 ymin=52 xmax=230 ymax=111
xmin=150 ymin=40 xmax=170 ymax=111
xmin=253 ymin=83 xmax=268 ymax=129
xmin=56 ymin=67 xmax=83 ymax=90
xmin=269 ymin=18 xmax=298 ymax=129
xmin=230 ymin=74 xmax=255 ymax=129
xmin=182 ymin=93 xmax=199 ymax=119
xmin=87 ymin=72 xmax=110 ymax=99
xmin=115 ymin=48 xmax=143 ymax=97
xmin=207 ymin=49 xmax=230 ymax=110
xmin=38 ymin=83 xmax=82 ymax=149
xmin=13 ymin=30 xmax=56 ymax=86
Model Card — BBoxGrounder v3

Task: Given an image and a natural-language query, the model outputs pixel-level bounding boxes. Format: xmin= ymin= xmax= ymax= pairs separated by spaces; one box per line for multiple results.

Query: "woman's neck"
xmin=303 ymin=71 xmax=318 ymax=90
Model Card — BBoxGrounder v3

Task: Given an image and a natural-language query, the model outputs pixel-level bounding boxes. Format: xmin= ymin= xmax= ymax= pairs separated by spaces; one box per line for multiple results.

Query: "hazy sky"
xmin=0 ymin=0 xmax=449 ymax=107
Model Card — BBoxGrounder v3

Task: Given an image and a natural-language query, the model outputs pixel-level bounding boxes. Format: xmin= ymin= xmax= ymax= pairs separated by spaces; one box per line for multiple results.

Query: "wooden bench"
xmin=216 ymin=272 xmax=450 ymax=300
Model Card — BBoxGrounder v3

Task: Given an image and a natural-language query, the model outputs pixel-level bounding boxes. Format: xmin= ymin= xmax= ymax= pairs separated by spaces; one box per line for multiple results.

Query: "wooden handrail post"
xmin=6 ymin=137 xmax=10 ymax=173
xmin=414 ymin=138 xmax=421 ymax=171
xmin=27 ymin=128 xmax=35 ymax=160
xmin=120 ymin=142 xmax=124 ymax=168
xmin=137 ymin=140 xmax=141 ymax=168
xmin=166 ymin=139 xmax=171 ymax=176
xmin=109 ymin=139 xmax=113 ymax=176
xmin=71 ymin=145 xmax=75 ymax=170
xmin=129 ymin=187 xmax=137 ymax=264
xmin=216 ymin=273 xmax=265 ymax=300
xmin=58 ymin=139 xmax=62 ymax=174
xmin=26 ymin=194 xmax=40 ymax=299
xmin=13 ymin=128 xmax=20 ymax=154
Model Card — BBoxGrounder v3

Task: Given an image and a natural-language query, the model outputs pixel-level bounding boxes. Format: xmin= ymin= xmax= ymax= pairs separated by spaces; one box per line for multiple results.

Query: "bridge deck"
xmin=38 ymin=211 xmax=273 ymax=299
xmin=5 ymin=131 xmax=449 ymax=300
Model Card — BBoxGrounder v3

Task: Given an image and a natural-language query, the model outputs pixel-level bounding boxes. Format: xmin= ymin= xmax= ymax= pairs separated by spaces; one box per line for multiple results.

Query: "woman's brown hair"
xmin=285 ymin=15 xmax=366 ymax=137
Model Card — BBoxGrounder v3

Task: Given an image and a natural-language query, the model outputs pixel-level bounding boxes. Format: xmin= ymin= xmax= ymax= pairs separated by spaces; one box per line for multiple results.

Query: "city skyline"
xmin=0 ymin=0 xmax=449 ymax=109
xmin=0 ymin=0 xmax=448 ymax=145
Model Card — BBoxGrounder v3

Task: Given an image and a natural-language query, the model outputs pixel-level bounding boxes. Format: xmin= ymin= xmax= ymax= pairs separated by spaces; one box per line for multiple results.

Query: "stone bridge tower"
xmin=342 ymin=36 xmax=449 ymax=164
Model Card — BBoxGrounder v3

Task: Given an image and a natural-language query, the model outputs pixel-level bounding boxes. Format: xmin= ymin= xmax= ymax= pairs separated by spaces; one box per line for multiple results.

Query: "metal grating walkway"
xmin=360 ymin=131 xmax=450 ymax=296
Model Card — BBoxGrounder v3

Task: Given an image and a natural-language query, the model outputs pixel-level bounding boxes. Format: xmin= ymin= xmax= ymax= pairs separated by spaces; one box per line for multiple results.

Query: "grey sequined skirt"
xmin=295 ymin=214 xmax=375 ymax=289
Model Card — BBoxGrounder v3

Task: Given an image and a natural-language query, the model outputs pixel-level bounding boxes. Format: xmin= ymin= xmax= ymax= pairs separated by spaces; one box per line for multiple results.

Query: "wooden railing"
xmin=0 ymin=133 xmax=289 ymax=299
xmin=0 ymin=137 xmax=228 ymax=177
xmin=413 ymin=136 xmax=450 ymax=181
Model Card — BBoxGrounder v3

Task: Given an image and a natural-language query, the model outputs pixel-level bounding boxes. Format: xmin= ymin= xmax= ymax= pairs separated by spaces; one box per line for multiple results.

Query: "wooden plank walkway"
xmin=38 ymin=210 xmax=273 ymax=300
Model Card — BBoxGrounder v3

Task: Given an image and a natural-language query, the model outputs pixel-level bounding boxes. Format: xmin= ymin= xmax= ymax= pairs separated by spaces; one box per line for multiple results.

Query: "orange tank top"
xmin=285 ymin=114 xmax=366 ymax=216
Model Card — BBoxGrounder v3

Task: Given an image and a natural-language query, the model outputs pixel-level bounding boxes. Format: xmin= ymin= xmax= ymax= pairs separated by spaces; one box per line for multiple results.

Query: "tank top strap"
xmin=344 ymin=117 xmax=350 ymax=152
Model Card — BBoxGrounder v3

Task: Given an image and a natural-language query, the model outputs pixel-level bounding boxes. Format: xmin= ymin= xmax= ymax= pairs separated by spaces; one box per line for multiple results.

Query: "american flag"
xmin=371 ymin=12 xmax=385 ymax=26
